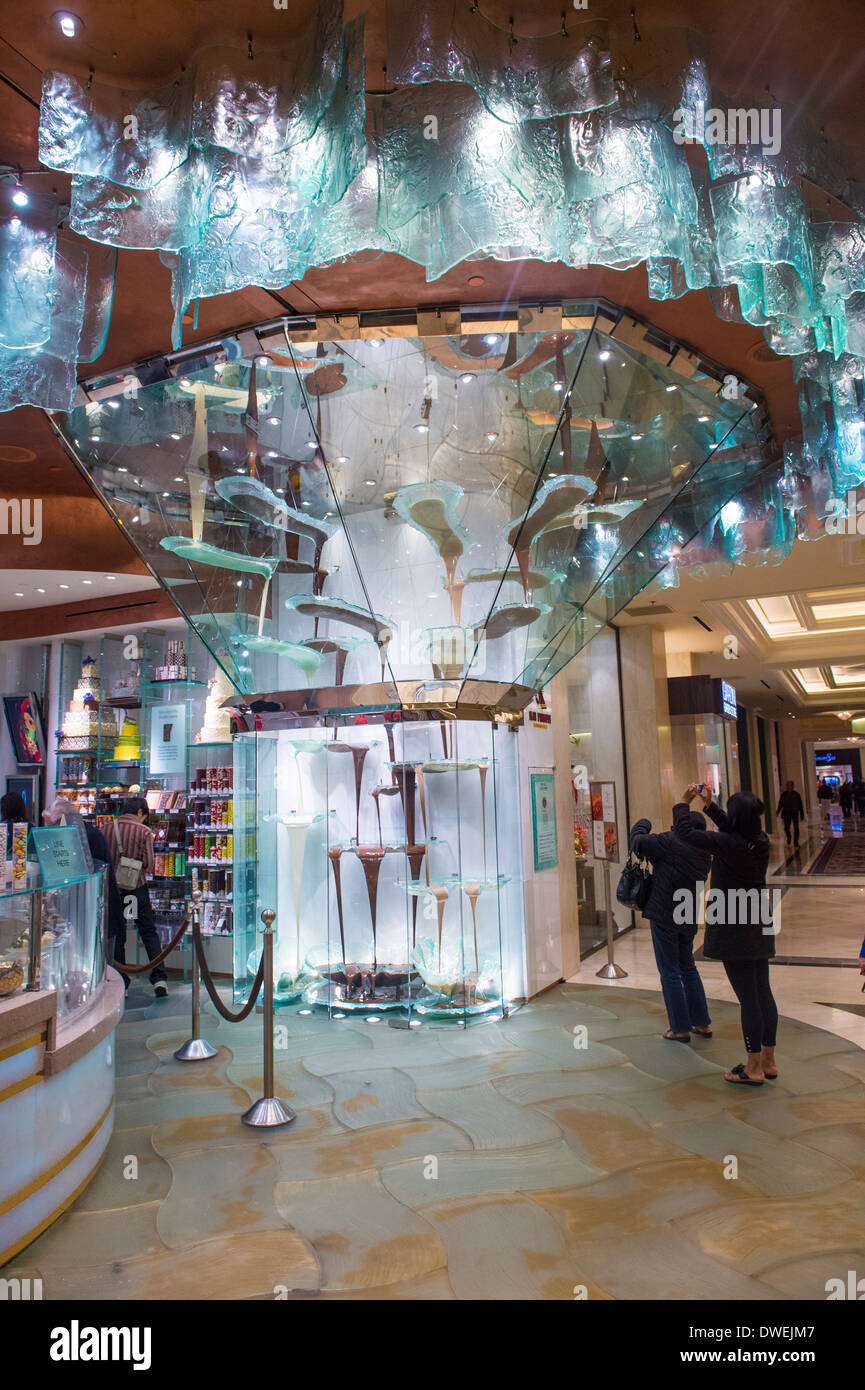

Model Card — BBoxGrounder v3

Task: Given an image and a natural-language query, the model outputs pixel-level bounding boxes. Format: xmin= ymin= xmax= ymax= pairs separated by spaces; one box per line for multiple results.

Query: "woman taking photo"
xmin=676 ymin=784 xmax=776 ymax=1086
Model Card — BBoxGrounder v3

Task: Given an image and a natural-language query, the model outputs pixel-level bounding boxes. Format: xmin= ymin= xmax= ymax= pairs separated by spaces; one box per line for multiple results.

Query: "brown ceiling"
xmin=1 ymin=0 xmax=864 ymax=603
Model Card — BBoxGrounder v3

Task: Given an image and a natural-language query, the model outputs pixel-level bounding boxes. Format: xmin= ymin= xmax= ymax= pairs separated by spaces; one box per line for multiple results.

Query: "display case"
xmin=0 ymin=863 xmax=107 ymax=1023
xmin=233 ymin=712 xmax=524 ymax=1024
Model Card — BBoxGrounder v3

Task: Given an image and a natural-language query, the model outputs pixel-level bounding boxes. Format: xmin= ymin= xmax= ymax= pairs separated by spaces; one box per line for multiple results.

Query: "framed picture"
xmin=2 ymin=693 xmax=47 ymax=766
xmin=5 ymin=772 xmax=42 ymax=824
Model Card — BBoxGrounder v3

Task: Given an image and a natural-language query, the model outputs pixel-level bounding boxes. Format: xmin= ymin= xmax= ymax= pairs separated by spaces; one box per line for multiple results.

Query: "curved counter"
xmin=0 ymin=863 xmax=122 ymax=1266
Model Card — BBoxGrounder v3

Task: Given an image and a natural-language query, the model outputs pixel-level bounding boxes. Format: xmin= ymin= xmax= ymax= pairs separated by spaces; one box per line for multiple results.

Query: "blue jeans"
xmin=650 ymin=922 xmax=710 ymax=1034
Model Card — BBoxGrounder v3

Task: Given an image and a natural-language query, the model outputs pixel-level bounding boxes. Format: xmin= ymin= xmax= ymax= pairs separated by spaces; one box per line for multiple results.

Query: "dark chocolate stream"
xmin=327 ymin=847 xmax=347 ymax=963
xmin=327 ymin=742 xmax=369 ymax=840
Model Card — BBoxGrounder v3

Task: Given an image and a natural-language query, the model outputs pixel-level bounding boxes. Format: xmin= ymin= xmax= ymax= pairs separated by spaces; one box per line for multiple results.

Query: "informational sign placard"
xmin=149 ymin=702 xmax=186 ymax=775
xmin=31 ymin=826 xmax=89 ymax=887
xmin=530 ymin=771 xmax=558 ymax=871
xmin=589 ymin=780 xmax=619 ymax=863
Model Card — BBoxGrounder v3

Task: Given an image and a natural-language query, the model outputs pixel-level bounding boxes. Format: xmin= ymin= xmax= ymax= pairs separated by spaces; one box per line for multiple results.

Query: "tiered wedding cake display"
xmin=196 ymin=668 xmax=234 ymax=744
xmin=58 ymin=656 xmax=119 ymax=752
xmin=113 ymin=719 xmax=141 ymax=762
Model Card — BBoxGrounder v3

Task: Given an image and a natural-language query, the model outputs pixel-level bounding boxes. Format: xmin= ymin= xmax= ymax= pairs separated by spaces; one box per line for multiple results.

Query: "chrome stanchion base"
xmin=174 ymin=1037 xmax=218 ymax=1062
xmin=595 ymin=961 xmax=628 ymax=979
xmin=241 ymin=1096 xmax=297 ymax=1128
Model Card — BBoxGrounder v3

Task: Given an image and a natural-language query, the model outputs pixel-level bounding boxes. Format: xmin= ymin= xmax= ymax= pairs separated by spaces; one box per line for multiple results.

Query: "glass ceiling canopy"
xmin=57 ymin=307 xmax=767 ymax=713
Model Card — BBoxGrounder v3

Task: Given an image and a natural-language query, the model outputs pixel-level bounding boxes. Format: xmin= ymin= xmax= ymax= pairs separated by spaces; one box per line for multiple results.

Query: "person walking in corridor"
xmin=839 ymin=778 xmax=854 ymax=818
xmin=677 ymin=785 xmax=776 ymax=1086
xmin=776 ymin=780 xmax=804 ymax=847
xmin=629 ymin=802 xmax=713 ymax=1043
xmin=817 ymin=779 xmax=834 ymax=820
xmin=111 ymin=796 xmax=167 ymax=999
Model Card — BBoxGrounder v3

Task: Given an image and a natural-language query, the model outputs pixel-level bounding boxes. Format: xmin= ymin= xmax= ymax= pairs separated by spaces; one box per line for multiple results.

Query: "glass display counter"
xmin=233 ymin=713 xmax=525 ymax=1025
xmin=0 ymin=864 xmax=107 ymax=1020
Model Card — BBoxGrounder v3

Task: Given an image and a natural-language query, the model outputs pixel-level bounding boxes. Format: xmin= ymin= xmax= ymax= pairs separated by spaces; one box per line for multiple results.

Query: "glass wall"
xmin=566 ymin=628 xmax=631 ymax=957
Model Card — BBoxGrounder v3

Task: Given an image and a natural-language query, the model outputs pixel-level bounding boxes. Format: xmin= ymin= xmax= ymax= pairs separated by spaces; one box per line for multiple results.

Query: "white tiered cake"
xmin=196 ymin=668 xmax=234 ymax=744
xmin=59 ymin=657 xmax=119 ymax=752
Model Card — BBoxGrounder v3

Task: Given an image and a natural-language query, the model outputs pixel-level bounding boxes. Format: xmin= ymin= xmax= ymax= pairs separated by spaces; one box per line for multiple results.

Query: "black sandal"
xmin=724 ymin=1063 xmax=764 ymax=1086
xmin=663 ymin=1029 xmax=691 ymax=1043
xmin=692 ymin=1026 xmax=713 ymax=1038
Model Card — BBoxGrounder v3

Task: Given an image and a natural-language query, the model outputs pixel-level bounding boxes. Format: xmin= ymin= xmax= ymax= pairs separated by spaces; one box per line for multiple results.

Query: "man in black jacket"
xmin=776 ymin=780 xmax=804 ymax=847
xmin=629 ymin=803 xmax=713 ymax=1043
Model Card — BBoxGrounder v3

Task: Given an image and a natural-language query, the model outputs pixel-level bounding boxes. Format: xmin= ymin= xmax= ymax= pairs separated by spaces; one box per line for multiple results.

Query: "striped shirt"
xmin=112 ymin=815 xmax=155 ymax=887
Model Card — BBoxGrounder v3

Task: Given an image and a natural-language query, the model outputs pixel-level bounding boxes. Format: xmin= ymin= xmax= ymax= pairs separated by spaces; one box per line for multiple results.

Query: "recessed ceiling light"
xmin=598 ymin=349 xmax=611 ymax=361
xmin=255 ymin=354 xmax=269 ymax=366
xmin=36 ymin=587 xmax=45 ymax=593
xmin=621 ymin=474 xmax=630 ymax=481
xmin=82 ymin=579 xmax=92 ymax=584
xmin=11 ymin=188 xmax=28 ymax=208
xmin=484 ymin=334 xmax=500 ymax=345
xmin=162 ymin=491 xmax=169 ymax=497
xmin=105 ymin=575 xmax=116 ymax=580
xmin=174 ymin=476 xmax=183 ymax=482
xmin=665 ymin=384 xmax=677 ymax=392
xmin=370 ymin=338 xmax=383 ymax=347
xmin=275 ymin=488 xmax=285 ymax=495
xmin=306 ymin=441 xmax=318 ymax=449
xmin=108 ymin=400 xmax=120 ymax=409
xmin=553 ymin=381 xmax=564 ymax=392
xmin=267 ymin=450 xmax=278 ymax=458
xmin=485 ymin=431 xmax=497 ymax=442
xmin=301 ymin=500 xmax=311 ymax=507
xmin=415 ymin=422 xmax=429 ymax=433
xmin=460 ymin=372 xmax=476 ymax=383
xmin=364 ymin=479 xmax=375 ymax=485
xmin=118 ymin=466 xmax=128 ymax=473
xmin=14 ymin=592 xmax=23 ymax=598
xmin=337 ymin=455 xmax=348 ymax=463
xmin=55 ymin=11 xmax=81 ymax=37
xmin=59 ymin=583 xmax=69 ymax=589
xmin=267 ymin=416 xmax=279 ymax=426
xmin=170 ymin=432 xmax=181 ymax=440
xmin=132 ymin=515 xmax=140 ymax=523
xmin=698 ymin=414 xmax=710 ymax=422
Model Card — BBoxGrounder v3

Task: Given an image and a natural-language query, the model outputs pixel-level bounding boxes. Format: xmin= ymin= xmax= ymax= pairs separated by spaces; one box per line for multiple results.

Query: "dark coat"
xmin=673 ymin=802 xmax=773 ymax=960
xmin=629 ymin=804 xmax=712 ymax=931
xmin=776 ymin=789 xmax=804 ymax=819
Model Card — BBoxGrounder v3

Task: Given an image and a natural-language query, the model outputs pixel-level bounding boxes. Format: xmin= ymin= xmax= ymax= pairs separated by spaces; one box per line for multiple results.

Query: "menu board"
xmin=589 ymin=780 xmax=619 ymax=863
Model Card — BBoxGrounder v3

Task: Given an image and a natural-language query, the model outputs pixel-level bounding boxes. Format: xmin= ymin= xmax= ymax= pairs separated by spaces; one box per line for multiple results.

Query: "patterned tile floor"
xmin=6 ymin=976 xmax=865 ymax=1300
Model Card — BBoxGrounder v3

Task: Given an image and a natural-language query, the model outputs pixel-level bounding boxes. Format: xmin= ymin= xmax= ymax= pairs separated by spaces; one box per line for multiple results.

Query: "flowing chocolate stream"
xmin=327 ymin=847 xmax=347 ymax=963
xmin=431 ymin=885 xmax=448 ymax=971
xmin=371 ymin=785 xmax=401 ymax=846
xmin=327 ymin=742 xmax=369 ymax=840
xmin=465 ymin=882 xmax=481 ymax=972
xmin=385 ymin=722 xmax=396 ymax=775
xmin=357 ymin=847 xmax=387 ymax=975
xmin=440 ymin=723 xmax=448 ymax=758
xmin=305 ymin=639 xmax=348 ymax=686
xmin=478 ymin=763 xmax=488 ymax=875
xmin=391 ymin=763 xmax=418 ymax=847
xmin=406 ymin=843 xmax=426 ymax=944
xmin=416 ymin=768 xmax=429 ymax=883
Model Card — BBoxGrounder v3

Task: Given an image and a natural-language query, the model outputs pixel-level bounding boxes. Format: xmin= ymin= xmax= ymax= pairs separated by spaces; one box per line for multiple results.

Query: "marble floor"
xmin=5 ymin=952 xmax=865 ymax=1301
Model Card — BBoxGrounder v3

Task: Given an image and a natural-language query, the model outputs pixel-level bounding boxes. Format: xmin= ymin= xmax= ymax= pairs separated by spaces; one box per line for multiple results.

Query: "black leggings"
xmin=723 ymin=959 xmax=778 ymax=1053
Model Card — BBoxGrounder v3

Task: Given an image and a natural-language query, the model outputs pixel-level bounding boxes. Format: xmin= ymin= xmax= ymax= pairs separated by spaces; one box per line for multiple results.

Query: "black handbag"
xmin=616 ymin=853 xmax=652 ymax=910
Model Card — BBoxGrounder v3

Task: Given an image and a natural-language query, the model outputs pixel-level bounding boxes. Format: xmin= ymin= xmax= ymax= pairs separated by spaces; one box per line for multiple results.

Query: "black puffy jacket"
xmin=629 ymin=803 xmax=712 ymax=931
xmin=673 ymin=802 xmax=773 ymax=960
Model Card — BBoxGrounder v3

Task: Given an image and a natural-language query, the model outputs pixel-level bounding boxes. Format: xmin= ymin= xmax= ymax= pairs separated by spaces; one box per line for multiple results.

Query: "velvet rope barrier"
xmin=191 ymin=913 xmax=265 ymax=1022
xmin=110 ymin=917 xmax=189 ymax=975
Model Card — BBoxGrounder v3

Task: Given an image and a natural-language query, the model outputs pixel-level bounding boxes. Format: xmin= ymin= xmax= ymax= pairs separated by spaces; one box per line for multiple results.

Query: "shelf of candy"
xmin=188 ymin=830 xmax=232 ymax=867
xmin=57 ymin=654 xmax=119 ymax=753
xmin=151 ymin=883 xmax=187 ymax=942
xmin=152 ymin=637 xmax=194 ymax=683
xmin=145 ymin=789 xmax=188 ymax=817
xmin=153 ymin=849 xmax=186 ymax=879
xmin=154 ymin=810 xmax=186 ymax=856
xmin=191 ymin=866 xmax=234 ymax=936
xmin=188 ymin=793 xmax=233 ymax=834
xmin=189 ymin=764 xmax=232 ymax=796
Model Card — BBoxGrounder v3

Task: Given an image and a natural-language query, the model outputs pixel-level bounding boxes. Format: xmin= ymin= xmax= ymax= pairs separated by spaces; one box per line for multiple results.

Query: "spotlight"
xmin=553 ymin=380 xmax=564 ymax=392
xmin=337 ymin=455 xmax=348 ymax=463
xmin=267 ymin=416 xmax=280 ymax=426
xmin=484 ymin=334 xmax=500 ymax=345
xmin=415 ymin=422 xmax=429 ymax=434
xmin=11 ymin=188 xmax=28 ymax=208
xmin=55 ymin=11 xmax=81 ymax=37
xmin=665 ymin=384 xmax=677 ymax=393
xmin=598 ymin=349 xmax=611 ymax=361
xmin=460 ymin=372 xmax=476 ymax=384
xmin=170 ymin=432 xmax=181 ymax=440
xmin=363 ymin=479 xmax=376 ymax=486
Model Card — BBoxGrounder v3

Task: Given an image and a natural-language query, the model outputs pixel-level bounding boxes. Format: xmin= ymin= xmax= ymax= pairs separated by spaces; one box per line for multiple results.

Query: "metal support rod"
xmin=174 ymin=891 xmax=217 ymax=1062
xmin=241 ymin=908 xmax=296 ymax=1128
xmin=595 ymin=860 xmax=628 ymax=980
xmin=26 ymin=889 xmax=42 ymax=991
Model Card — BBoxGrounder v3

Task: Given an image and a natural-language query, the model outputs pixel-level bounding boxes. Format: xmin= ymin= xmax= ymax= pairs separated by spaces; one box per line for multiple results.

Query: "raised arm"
xmin=670 ymin=795 xmax=721 ymax=854
xmin=629 ymin=818 xmax=669 ymax=863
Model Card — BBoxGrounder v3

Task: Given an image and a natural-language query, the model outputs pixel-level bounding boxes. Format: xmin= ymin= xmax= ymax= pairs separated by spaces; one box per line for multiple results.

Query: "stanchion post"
xmin=241 ymin=908 xmax=296 ymax=1129
xmin=174 ymin=890 xmax=218 ymax=1062
xmin=595 ymin=860 xmax=628 ymax=980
